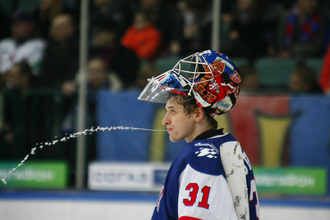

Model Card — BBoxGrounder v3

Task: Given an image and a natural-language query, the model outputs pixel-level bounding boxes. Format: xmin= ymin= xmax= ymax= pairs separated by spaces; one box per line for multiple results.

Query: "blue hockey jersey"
xmin=151 ymin=130 xmax=260 ymax=220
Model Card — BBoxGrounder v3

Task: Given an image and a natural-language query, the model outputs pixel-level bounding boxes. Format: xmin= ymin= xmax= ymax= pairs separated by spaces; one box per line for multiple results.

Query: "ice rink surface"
xmin=0 ymin=190 xmax=330 ymax=220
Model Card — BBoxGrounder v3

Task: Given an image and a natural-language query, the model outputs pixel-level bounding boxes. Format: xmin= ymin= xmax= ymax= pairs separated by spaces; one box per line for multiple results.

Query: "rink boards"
xmin=0 ymin=190 xmax=330 ymax=220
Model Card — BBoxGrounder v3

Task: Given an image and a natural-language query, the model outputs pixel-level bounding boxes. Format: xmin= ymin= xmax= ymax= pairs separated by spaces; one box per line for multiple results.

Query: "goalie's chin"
xmin=168 ymin=133 xmax=183 ymax=143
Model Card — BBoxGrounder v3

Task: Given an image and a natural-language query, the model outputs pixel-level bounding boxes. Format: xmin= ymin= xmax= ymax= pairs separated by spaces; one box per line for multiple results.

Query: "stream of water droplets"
xmin=1 ymin=126 xmax=166 ymax=185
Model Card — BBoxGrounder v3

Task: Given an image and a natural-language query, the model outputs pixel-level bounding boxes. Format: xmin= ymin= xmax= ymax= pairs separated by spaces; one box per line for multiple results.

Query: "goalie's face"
xmin=162 ymin=97 xmax=203 ymax=143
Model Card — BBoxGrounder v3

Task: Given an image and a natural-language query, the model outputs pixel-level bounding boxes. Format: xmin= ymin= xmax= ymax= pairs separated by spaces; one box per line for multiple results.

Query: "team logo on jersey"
xmin=194 ymin=143 xmax=219 ymax=158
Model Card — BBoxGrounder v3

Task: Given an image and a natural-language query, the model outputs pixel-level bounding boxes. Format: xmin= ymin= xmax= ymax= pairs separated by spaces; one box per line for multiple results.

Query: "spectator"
xmin=0 ymin=62 xmax=42 ymax=159
xmin=177 ymin=0 xmax=213 ymax=56
xmin=139 ymin=0 xmax=184 ymax=56
xmin=319 ymin=43 xmax=330 ymax=94
xmin=289 ymin=65 xmax=323 ymax=93
xmin=90 ymin=0 xmax=136 ymax=38
xmin=62 ymin=57 xmax=123 ymax=96
xmin=61 ymin=57 xmax=123 ymax=163
xmin=6 ymin=62 xmax=41 ymax=96
xmin=121 ymin=10 xmax=161 ymax=61
xmin=90 ymin=19 xmax=140 ymax=88
xmin=31 ymin=0 xmax=75 ymax=39
xmin=39 ymin=13 xmax=79 ymax=89
xmin=220 ymin=0 xmax=268 ymax=62
xmin=276 ymin=0 xmax=328 ymax=59
xmin=86 ymin=58 xmax=123 ymax=92
xmin=238 ymin=64 xmax=261 ymax=92
xmin=0 ymin=11 xmax=46 ymax=76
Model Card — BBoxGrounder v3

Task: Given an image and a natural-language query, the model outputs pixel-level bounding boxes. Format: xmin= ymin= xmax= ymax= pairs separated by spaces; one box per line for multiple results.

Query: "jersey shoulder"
xmin=182 ymin=133 xmax=238 ymax=175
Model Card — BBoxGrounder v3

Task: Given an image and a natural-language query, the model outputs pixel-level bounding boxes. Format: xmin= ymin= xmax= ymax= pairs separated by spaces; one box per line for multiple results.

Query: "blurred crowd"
xmin=0 ymin=0 xmax=329 ymax=95
xmin=1 ymin=0 xmax=330 ymax=180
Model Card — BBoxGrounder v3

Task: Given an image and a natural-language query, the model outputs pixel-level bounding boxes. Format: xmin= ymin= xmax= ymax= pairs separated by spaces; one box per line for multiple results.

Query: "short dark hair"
xmin=168 ymin=94 xmax=218 ymax=129
xmin=12 ymin=10 xmax=34 ymax=24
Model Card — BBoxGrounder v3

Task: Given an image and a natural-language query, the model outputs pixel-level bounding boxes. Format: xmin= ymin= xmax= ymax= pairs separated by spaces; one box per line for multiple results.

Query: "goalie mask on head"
xmin=138 ymin=50 xmax=242 ymax=118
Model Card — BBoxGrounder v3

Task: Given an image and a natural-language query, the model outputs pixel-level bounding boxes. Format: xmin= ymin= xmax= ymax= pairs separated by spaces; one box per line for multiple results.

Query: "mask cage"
xmin=169 ymin=52 xmax=215 ymax=96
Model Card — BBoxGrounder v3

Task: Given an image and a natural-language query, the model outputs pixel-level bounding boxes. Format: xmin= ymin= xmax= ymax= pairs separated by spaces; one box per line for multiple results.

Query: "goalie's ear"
xmin=194 ymin=107 xmax=205 ymax=122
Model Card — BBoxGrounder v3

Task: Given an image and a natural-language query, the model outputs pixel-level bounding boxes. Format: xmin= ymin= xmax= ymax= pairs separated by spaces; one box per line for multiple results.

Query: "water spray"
xmin=1 ymin=126 xmax=166 ymax=185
